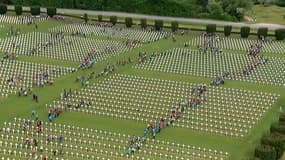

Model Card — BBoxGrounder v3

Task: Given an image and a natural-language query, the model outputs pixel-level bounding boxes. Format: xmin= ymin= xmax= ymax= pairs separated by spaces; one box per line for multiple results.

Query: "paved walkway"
xmin=7 ymin=5 xmax=285 ymax=30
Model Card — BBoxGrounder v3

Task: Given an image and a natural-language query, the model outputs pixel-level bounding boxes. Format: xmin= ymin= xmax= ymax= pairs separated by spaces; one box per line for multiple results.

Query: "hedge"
xmin=224 ymin=25 xmax=232 ymax=37
xmin=0 ymin=4 xmax=7 ymax=15
xmin=140 ymin=18 xmax=147 ymax=29
xmin=270 ymin=122 xmax=285 ymax=135
xmin=257 ymin=27 xmax=268 ymax=38
xmin=254 ymin=144 xmax=276 ymax=160
xmin=110 ymin=16 xmax=117 ymax=25
xmin=275 ymin=29 xmax=285 ymax=40
xmin=15 ymin=5 xmax=23 ymax=15
xmin=98 ymin=15 xmax=102 ymax=22
xmin=240 ymin=26 xmax=250 ymax=38
xmin=171 ymin=21 xmax=179 ymax=32
xmin=30 ymin=6 xmax=41 ymax=16
xmin=154 ymin=20 xmax=163 ymax=31
xmin=261 ymin=132 xmax=285 ymax=159
xmin=47 ymin=7 xmax=57 ymax=17
xmin=125 ymin=17 xmax=133 ymax=28
xmin=206 ymin=24 xmax=216 ymax=33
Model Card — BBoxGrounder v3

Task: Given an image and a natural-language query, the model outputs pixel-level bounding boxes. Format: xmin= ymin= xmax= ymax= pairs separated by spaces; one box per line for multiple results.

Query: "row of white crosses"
xmin=0 ymin=32 xmax=140 ymax=62
xmin=50 ymin=23 xmax=169 ymax=43
xmin=47 ymin=74 xmax=279 ymax=137
xmin=0 ymin=59 xmax=75 ymax=97
xmin=0 ymin=117 xmax=229 ymax=160
xmin=185 ymin=36 xmax=285 ymax=54
xmin=134 ymin=48 xmax=285 ymax=87
xmin=0 ymin=15 xmax=47 ymax=24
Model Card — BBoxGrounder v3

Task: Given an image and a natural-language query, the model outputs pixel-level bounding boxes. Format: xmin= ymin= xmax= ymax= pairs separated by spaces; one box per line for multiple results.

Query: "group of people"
xmin=79 ymin=49 xmax=98 ymax=69
xmin=195 ymin=32 xmax=223 ymax=55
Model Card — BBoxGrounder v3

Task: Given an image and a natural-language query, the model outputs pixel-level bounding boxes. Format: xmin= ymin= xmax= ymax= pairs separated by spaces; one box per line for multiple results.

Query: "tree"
xmin=140 ymin=18 xmax=147 ymax=29
xmin=171 ymin=21 xmax=179 ymax=32
xmin=224 ymin=25 xmax=232 ymax=36
xmin=154 ymin=20 xmax=163 ymax=31
xmin=206 ymin=24 xmax=216 ymax=33
xmin=0 ymin=3 xmax=7 ymax=14
xmin=47 ymin=7 xmax=56 ymax=17
xmin=270 ymin=122 xmax=285 ymax=134
xmin=110 ymin=16 xmax=117 ymax=25
xmin=30 ymin=6 xmax=40 ymax=16
xmin=15 ymin=5 xmax=22 ymax=15
xmin=207 ymin=2 xmax=223 ymax=19
xmin=275 ymin=29 xmax=285 ymax=40
xmin=240 ymin=26 xmax=250 ymax=38
xmin=125 ymin=17 xmax=133 ymax=28
xmin=98 ymin=15 xmax=103 ymax=22
xmin=83 ymin=13 xmax=88 ymax=23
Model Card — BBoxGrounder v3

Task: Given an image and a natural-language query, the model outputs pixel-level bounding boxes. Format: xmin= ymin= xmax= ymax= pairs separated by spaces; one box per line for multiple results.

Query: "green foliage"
xmin=275 ymin=28 xmax=285 ymax=40
xmin=83 ymin=13 xmax=88 ymax=23
xmin=154 ymin=20 xmax=163 ymax=31
xmin=9 ymin=0 xmax=254 ymax=21
xmin=110 ymin=16 xmax=117 ymax=25
xmin=140 ymin=18 xmax=147 ymax=29
xmin=270 ymin=122 xmax=285 ymax=134
xmin=30 ymin=6 xmax=41 ymax=16
xmin=257 ymin=27 xmax=268 ymax=38
xmin=171 ymin=21 xmax=179 ymax=32
xmin=125 ymin=17 xmax=133 ymax=28
xmin=254 ymin=145 xmax=277 ymax=160
xmin=279 ymin=113 xmax=285 ymax=122
xmin=276 ymin=0 xmax=285 ymax=7
xmin=98 ymin=15 xmax=103 ymax=22
xmin=261 ymin=132 xmax=285 ymax=159
xmin=47 ymin=7 xmax=57 ymax=17
xmin=224 ymin=25 xmax=232 ymax=36
xmin=0 ymin=3 xmax=7 ymax=15
xmin=206 ymin=24 xmax=216 ymax=33
xmin=240 ymin=26 xmax=250 ymax=38
xmin=15 ymin=5 xmax=23 ymax=15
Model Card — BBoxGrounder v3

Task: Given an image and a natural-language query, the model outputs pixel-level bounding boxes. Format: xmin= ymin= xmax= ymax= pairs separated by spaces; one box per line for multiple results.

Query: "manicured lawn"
xmin=0 ymin=19 xmax=284 ymax=160
xmin=246 ymin=5 xmax=285 ymax=25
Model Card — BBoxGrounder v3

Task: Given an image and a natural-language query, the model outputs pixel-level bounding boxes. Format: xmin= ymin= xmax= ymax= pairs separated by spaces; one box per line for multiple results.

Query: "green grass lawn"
xmin=246 ymin=5 xmax=285 ymax=25
xmin=0 ymin=19 xmax=284 ymax=160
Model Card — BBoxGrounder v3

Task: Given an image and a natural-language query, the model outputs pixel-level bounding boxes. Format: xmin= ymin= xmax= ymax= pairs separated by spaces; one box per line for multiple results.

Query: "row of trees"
xmin=254 ymin=112 xmax=285 ymax=160
xmin=0 ymin=4 xmax=57 ymax=17
xmin=0 ymin=0 xmax=257 ymax=21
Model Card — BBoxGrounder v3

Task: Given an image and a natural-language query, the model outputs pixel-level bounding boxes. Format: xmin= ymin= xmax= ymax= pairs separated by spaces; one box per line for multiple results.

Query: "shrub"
xmin=15 ymin=5 xmax=23 ymax=15
xmin=47 ymin=7 xmax=57 ymax=17
xmin=254 ymin=144 xmax=276 ymax=160
xmin=224 ymin=25 xmax=232 ymax=37
xmin=83 ymin=13 xmax=88 ymax=23
xmin=257 ymin=27 xmax=268 ymax=38
xmin=261 ymin=132 xmax=285 ymax=159
xmin=140 ymin=18 xmax=147 ymax=29
xmin=125 ymin=17 xmax=133 ymax=28
xmin=154 ymin=20 xmax=163 ymax=31
xmin=240 ymin=26 xmax=250 ymax=38
xmin=98 ymin=15 xmax=103 ymax=22
xmin=206 ymin=24 xmax=216 ymax=33
xmin=279 ymin=113 xmax=285 ymax=122
xmin=275 ymin=29 xmax=285 ymax=40
xmin=0 ymin=4 xmax=7 ymax=15
xmin=110 ymin=16 xmax=117 ymax=25
xmin=270 ymin=122 xmax=285 ymax=135
xmin=171 ymin=21 xmax=179 ymax=32
xmin=30 ymin=6 xmax=41 ymax=16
